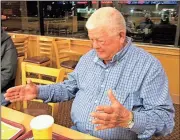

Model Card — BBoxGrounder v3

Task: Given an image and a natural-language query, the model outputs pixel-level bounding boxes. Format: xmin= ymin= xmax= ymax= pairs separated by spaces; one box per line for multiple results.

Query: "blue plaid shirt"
xmin=38 ymin=37 xmax=174 ymax=140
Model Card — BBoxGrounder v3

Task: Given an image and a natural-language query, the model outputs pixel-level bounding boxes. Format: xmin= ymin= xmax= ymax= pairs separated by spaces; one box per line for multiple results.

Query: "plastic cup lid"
xmin=30 ymin=115 xmax=54 ymax=130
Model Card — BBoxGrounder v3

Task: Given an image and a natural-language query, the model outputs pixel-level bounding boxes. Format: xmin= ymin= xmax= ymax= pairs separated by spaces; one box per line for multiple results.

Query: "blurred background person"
xmin=136 ymin=13 xmax=154 ymax=42
xmin=123 ymin=13 xmax=135 ymax=37
xmin=137 ymin=13 xmax=154 ymax=31
xmin=152 ymin=10 xmax=177 ymax=45
xmin=1 ymin=27 xmax=18 ymax=106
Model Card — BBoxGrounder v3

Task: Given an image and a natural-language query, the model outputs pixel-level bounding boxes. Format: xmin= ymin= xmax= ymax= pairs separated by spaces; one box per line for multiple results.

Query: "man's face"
xmin=88 ymin=27 xmax=124 ymax=63
xmin=1 ymin=15 xmax=7 ymax=20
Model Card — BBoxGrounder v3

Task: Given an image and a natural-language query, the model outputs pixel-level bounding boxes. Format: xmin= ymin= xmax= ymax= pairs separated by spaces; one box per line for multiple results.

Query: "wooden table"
xmin=1 ymin=106 xmax=99 ymax=139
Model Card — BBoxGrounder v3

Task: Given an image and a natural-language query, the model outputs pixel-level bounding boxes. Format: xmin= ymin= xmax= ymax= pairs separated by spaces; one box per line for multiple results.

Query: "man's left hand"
xmin=91 ymin=89 xmax=133 ymax=131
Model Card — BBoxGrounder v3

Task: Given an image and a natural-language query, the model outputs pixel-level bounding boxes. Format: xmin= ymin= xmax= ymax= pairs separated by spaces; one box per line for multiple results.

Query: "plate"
xmin=1 ymin=118 xmax=25 ymax=140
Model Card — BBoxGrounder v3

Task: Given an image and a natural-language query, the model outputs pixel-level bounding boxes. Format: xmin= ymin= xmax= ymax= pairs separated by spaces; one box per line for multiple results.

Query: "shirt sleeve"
xmin=130 ymin=61 xmax=175 ymax=139
xmin=37 ymin=70 xmax=79 ymax=103
xmin=36 ymin=53 xmax=88 ymax=103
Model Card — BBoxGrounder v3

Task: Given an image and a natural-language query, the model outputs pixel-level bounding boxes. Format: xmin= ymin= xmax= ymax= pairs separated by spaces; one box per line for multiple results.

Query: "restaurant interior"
xmin=1 ymin=1 xmax=180 ymax=140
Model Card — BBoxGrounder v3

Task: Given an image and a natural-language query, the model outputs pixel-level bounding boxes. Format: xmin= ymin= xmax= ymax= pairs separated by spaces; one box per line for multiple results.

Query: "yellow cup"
xmin=30 ymin=115 xmax=54 ymax=140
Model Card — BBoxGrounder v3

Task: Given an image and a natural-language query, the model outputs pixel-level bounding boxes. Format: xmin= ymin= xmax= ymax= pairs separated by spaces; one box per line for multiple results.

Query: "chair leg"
xmin=10 ymin=102 xmax=21 ymax=111
xmin=23 ymin=101 xmax=28 ymax=109
xmin=16 ymin=102 xmax=21 ymax=110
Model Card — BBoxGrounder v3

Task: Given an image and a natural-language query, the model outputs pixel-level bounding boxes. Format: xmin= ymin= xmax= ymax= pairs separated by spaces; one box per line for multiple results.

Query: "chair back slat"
xmin=12 ymin=37 xmax=28 ymax=58
xmin=70 ymin=39 xmax=92 ymax=54
xmin=29 ymin=78 xmax=55 ymax=85
xmin=22 ymin=62 xmax=65 ymax=84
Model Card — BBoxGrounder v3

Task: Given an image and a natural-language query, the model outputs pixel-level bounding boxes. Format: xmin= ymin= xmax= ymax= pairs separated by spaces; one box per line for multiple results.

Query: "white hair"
xmin=86 ymin=7 xmax=126 ymax=36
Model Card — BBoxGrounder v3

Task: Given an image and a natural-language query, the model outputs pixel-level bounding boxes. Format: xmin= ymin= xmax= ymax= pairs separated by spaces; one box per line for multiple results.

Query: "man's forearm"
xmin=37 ymin=83 xmax=76 ymax=103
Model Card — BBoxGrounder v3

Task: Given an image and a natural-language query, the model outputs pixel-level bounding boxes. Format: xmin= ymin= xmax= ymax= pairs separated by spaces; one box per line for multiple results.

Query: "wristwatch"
xmin=127 ymin=112 xmax=134 ymax=129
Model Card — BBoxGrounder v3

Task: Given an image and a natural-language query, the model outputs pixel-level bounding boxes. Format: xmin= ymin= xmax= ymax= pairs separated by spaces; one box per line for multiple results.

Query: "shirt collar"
xmin=93 ymin=37 xmax=132 ymax=64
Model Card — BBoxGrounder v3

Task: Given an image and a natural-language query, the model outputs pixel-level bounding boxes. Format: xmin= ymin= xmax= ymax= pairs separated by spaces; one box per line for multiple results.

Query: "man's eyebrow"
xmin=90 ymin=37 xmax=104 ymax=40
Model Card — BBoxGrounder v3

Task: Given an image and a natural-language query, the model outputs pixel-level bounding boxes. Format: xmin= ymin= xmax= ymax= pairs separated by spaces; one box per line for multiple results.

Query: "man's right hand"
xmin=4 ymin=79 xmax=38 ymax=102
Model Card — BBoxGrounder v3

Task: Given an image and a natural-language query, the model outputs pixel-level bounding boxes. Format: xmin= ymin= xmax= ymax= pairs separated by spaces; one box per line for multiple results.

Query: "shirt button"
xmin=101 ymin=85 xmax=104 ymax=88
xmin=105 ymin=69 xmax=109 ymax=72
xmin=89 ymin=118 xmax=92 ymax=122
xmin=95 ymin=100 xmax=98 ymax=104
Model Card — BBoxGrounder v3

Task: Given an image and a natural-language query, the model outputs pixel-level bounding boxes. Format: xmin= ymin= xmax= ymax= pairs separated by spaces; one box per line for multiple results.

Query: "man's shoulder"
xmin=1 ymin=29 xmax=10 ymax=43
xmin=128 ymin=45 xmax=164 ymax=74
xmin=1 ymin=30 xmax=14 ymax=50
xmin=130 ymin=44 xmax=161 ymax=65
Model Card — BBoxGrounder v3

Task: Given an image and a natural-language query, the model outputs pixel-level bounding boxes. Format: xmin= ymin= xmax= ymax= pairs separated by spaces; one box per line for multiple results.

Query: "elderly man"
xmin=5 ymin=7 xmax=174 ymax=140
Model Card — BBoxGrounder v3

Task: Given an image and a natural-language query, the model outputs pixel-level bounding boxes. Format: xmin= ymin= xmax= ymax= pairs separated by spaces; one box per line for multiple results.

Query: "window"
xmin=1 ymin=1 xmax=179 ymax=47
xmin=1 ymin=1 xmax=40 ymax=35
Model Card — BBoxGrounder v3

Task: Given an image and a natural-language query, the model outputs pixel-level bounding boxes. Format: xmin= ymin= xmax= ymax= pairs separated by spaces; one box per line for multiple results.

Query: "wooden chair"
xmin=53 ymin=39 xmax=82 ymax=78
xmin=24 ymin=36 xmax=54 ymax=67
xmin=19 ymin=62 xmax=65 ymax=117
xmin=70 ymin=39 xmax=92 ymax=54
xmin=12 ymin=37 xmax=28 ymax=86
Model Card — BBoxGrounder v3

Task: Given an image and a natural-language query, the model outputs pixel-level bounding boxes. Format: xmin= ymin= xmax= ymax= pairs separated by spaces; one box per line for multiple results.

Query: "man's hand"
xmin=91 ymin=89 xmax=133 ymax=131
xmin=4 ymin=79 xmax=38 ymax=102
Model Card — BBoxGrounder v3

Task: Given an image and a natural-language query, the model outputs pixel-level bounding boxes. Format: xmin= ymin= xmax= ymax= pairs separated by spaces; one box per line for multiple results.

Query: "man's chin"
xmin=97 ymin=56 xmax=108 ymax=61
xmin=97 ymin=53 xmax=105 ymax=58
xmin=97 ymin=55 xmax=105 ymax=60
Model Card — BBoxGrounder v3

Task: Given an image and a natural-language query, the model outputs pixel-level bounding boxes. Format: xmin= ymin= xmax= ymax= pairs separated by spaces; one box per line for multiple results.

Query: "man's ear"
xmin=119 ymin=32 xmax=126 ymax=44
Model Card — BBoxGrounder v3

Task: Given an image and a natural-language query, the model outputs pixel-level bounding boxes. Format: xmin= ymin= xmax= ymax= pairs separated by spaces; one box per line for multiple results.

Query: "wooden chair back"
xmin=21 ymin=62 xmax=65 ymax=116
xmin=37 ymin=36 xmax=54 ymax=66
xmin=53 ymin=39 xmax=71 ymax=69
xmin=70 ymin=39 xmax=92 ymax=54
